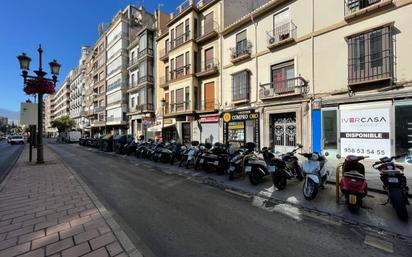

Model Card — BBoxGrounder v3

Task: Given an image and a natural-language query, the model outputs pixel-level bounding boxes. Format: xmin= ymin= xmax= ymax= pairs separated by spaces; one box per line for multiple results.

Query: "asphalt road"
xmin=0 ymin=140 xmax=24 ymax=182
xmin=47 ymin=142 xmax=411 ymax=257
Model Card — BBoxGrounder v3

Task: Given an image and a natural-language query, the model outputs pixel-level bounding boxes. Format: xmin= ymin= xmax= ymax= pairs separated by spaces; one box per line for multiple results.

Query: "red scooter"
xmin=338 ymin=155 xmax=368 ymax=212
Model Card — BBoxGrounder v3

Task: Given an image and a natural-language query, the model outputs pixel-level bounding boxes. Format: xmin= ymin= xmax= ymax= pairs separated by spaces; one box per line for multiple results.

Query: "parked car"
xmin=9 ymin=135 xmax=25 ymax=145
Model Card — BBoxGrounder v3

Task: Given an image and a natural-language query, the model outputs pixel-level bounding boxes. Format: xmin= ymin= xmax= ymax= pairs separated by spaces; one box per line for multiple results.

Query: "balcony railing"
xmin=138 ymin=75 xmax=154 ymax=84
xmin=196 ymin=21 xmax=219 ymax=43
xmin=267 ymin=21 xmax=297 ymax=49
xmin=138 ymin=48 xmax=154 ymax=58
xmin=170 ymin=65 xmax=191 ymax=81
xmin=170 ymin=31 xmax=192 ymax=51
xmin=197 ymin=0 xmax=214 ymax=8
xmin=170 ymin=101 xmax=191 ymax=113
xmin=159 ymin=47 xmax=170 ymax=61
xmin=159 ymin=75 xmax=170 ymax=88
xmin=94 ymin=106 xmax=106 ymax=113
xmin=134 ymin=103 xmax=154 ymax=113
xmin=259 ymin=76 xmax=308 ymax=99
xmin=129 ymin=56 xmax=138 ymax=67
xmin=91 ymin=120 xmax=106 ymax=126
xmin=344 ymin=0 xmax=392 ymax=17
xmin=171 ymin=0 xmax=192 ymax=19
xmin=106 ymin=116 xmax=124 ymax=123
xmin=195 ymin=59 xmax=219 ymax=77
xmin=230 ymin=40 xmax=252 ymax=63
xmin=197 ymin=98 xmax=219 ymax=112
xmin=107 ymin=80 xmax=127 ymax=92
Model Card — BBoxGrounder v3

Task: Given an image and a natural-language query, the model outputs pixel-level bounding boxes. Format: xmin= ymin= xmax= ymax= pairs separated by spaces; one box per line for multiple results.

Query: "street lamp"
xmin=17 ymin=44 xmax=61 ymax=164
xmin=161 ymin=98 xmax=166 ymax=142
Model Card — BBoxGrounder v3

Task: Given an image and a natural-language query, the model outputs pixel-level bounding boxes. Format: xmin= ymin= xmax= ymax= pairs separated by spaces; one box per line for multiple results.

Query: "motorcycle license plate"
xmin=268 ymin=165 xmax=276 ymax=172
xmin=200 ymin=159 xmax=204 ymax=164
xmin=188 ymin=156 xmax=193 ymax=161
xmin=245 ymin=166 xmax=252 ymax=172
xmin=229 ymin=166 xmax=236 ymax=171
xmin=213 ymin=161 xmax=219 ymax=166
xmin=388 ymin=177 xmax=399 ymax=183
xmin=349 ymin=194 xmax=357 ymax=205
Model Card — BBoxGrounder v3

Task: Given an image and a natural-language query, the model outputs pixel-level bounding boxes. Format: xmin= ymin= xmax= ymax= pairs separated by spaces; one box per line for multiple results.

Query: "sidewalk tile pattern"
xmin=0 ymin=146 xmax=129 ymax=257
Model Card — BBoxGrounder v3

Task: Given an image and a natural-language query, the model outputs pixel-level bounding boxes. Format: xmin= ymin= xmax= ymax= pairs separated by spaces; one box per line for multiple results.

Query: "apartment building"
xmin=219 ymin=0 xmax=412 ymax=160
xmin=156 ymin=0 xmax=223 ymax=143
xmin=105 ymin=6 xmax=135 ymax=135
xmin=53 ymin=74 xmax=71 ymax=120
xmin=69 ymin=46 xmax=89 ymax=134
xmin=43 ymin=95 xmax=57 ymax=136
xmin=127 ymin=7 xmax=156 ymax=138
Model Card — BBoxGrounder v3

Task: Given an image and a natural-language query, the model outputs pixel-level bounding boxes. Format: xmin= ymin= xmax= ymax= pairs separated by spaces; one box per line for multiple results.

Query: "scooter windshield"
xmin=303 ymin=160 xmax=320 ymax=174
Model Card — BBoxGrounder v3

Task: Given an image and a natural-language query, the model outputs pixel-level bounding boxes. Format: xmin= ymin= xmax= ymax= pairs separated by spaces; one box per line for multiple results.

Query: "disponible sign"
xmin=340 ymin=108 xmax=390 ymax=159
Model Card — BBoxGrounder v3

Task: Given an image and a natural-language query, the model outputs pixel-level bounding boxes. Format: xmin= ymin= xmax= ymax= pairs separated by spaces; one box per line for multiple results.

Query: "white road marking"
xmin=364 ymin=235 xmax=394 ymax=253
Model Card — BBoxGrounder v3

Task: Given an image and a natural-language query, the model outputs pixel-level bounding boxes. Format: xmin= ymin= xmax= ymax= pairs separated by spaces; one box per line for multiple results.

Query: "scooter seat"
xmin=343 ymin=170 xmax=365 ymax=179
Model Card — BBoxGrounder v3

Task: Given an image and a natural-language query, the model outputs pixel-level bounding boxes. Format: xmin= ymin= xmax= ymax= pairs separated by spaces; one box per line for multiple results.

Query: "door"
xmin=204 ymin=12 xmax=214 ymax=35
xmin=204 ymin=82 xmax=215 ymax=111
xmin=322 ymin=108 xmax=338 ymax=157
xmin=165 ymin=92 xmax=169 ymax=114
xmin=271 ymin=113 xmax=296 ymax=153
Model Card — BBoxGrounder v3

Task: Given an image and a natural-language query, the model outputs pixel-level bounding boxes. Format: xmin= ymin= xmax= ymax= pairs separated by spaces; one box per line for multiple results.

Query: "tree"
xmin=51 ymin=116 xmax=75 ymax=133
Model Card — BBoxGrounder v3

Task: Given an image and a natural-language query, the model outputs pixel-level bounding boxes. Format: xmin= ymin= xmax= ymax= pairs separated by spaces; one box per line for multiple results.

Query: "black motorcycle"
xmin=170 ymin=142 xmax=186 ymax=165
xmin=373 ymin=154 xmax=410 ymax=221
xmin=194 ymin=143 xmax=228 ymax=174
xmin=271 ymin=144 xmax=304 ymax=190
xmin=180 ymin=141 xmax=199 ymax=169
xmin=194 ymin=143 xmax=213 ymax=171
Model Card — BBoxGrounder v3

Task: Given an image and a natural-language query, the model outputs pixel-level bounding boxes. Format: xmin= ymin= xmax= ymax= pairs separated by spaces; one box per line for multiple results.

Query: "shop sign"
xmin=223 ymin=109 xmax=259 ymax=123
xmin=340 ymin=108 xmax=390 ymax=159
xmin=164 ymin=118 xmax=174 ymax=125
xmin=199 ymin=116 xmax=220 ymax=123
xmin=186 ymin=116 xmax=196 ymax=122
xmin=131 ymin=114 xmax=142 ymax=120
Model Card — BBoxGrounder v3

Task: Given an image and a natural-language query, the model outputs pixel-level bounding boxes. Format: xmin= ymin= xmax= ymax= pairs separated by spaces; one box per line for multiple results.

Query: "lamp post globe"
xmin=17 ymin=53 xmax=31 ymax=71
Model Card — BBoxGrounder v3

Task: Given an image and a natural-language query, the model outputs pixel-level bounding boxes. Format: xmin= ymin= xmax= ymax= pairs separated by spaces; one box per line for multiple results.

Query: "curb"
xmin=0 ymin=145 xmax=24 ymax=192
xmin=47 ymin=145 xmax=144 ymax=257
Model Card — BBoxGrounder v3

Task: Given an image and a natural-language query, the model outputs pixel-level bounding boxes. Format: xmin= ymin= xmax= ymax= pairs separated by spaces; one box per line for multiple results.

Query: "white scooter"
xmin=300 ymin=152 xmax=330 ymax=200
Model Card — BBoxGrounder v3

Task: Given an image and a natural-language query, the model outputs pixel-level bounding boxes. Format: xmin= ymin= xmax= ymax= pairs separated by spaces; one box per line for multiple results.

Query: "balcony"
xmin=170 ymin=65 xmax=192 ymax=82
xmin=107 ymin=80 xmax=127 ymax=92
xmin=94 ymin=106 xmax=106 ymax=113
xmin=158 ymin=76 xmax=170 ymax=89
xmin=170 ymin=31 xmax=192 ymax=51
xmin=159 ymin=47 xmax=170 ymax=62
xmin=344 ymin=0 xmax=393 ymax=20
xmin=138 ymin=48 xmax=154 ymax=59
xmin=169 ymin=101 xmax=191 ymax=114
xmin=267 ymin=21 xmax=297 ymax=50
xmin=196 ymin=21 xmax=219 ymax=44
xmin=195 ymin=59 xmax=219 ymax=78
xmin=197 ymin=0 xmax=216 ymax=9
xmin=133 ymin=103 xmax=154 ymax=113
xmin=106 ymin=116 xmax=126 ymax=124
xmin=128 ymin=75 xmax=154 ymax=92
xmin=259 ymin=76 xmax=308 ymax=100
xmin=91 ymin=120 xmax=106 ymax=127
xmin=197 ymin=98 xmax=219 ymax=112
xmin=170 ymin=0 xmax=193 ymax=21
xmin=230 ymin=41 xmax=252 ymax=64
xmin=129 ymin=57 xmax=139 ymax=70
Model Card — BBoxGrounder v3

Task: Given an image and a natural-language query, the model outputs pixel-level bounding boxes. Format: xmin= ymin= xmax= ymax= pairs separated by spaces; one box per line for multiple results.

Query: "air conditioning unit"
xmin=206 ymin=63 xmax=214 ymax=70
xmin=263 ymin=88 xmax=274 ymax=97
xmin=268 ymin=37 xmax=276 ymax=44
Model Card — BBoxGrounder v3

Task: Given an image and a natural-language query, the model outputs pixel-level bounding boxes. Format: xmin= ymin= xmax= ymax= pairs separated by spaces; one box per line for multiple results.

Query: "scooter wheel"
xmin=303 ymin=178 xmax=318 ymax=200
xmin=228 ymin=170 xmax=235 ymax=180
xmin=390 ymin=188 xmax=409 ymax=221
xmin=272 ymin=173 xmax=287 ymax=190
xmin=248 ymin=168 xmax=262 ymax=185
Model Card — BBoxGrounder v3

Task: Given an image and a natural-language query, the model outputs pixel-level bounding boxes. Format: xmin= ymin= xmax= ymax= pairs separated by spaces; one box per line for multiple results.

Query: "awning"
xmin=147 ymin=123 xmax=175 ymax=132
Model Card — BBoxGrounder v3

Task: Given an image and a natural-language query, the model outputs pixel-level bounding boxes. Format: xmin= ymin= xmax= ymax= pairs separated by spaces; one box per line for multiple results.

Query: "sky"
xmin=0 ymin=0 xmax=179 ymax=113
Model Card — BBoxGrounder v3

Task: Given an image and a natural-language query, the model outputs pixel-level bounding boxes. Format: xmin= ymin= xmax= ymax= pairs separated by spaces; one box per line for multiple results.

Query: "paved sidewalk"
xmin=0 ymin=145 xmax=139 ymax=257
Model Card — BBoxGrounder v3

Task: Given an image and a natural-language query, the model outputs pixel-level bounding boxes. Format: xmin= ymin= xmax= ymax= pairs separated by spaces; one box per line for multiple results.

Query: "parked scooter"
xmin=170 ymin=142 xmax=186 ymax=165
xmin=180 ymin=141 xmax=199 ymax=169
xmin=300 ymin=152 xmax=330 ymax=200
xmin=227 ymin=145 xmax=250 ymax=180
xmin=243 ymin=144 xmax=272 ymax=185
xmin=372 ymin=154 xmax=409 ymax=221
xmin=270 ymin=144 xmax=304 ymax=190
xmin=197 ymin=142 xmax=229 ymax=174
xmin=194 ymin=143 xmax=213 ymax=171
xmin=152 ymin=142 xmax=174 ymax=163
xmin=337 ymin=155 xmax=368 ymax=212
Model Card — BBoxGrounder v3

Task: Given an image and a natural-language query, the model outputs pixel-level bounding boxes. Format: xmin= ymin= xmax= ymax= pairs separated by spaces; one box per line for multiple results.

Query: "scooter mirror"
xmin=336 ymin=154 xmax=341 ymax=159
xmin=324 ymin=151 xmax=329 ymax=156
xmin=297 ymin=144 xmax=303 ymax=148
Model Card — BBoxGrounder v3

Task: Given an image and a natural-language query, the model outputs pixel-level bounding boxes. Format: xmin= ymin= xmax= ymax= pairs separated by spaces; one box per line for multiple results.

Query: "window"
xmin=170 ymin=58 xmax=175 ymax=79
xmin=395 ymin=102 xmax=412 ymax=157
xmin=139 ymin=61 xmax=146 ymax=79
xmin=185 ymin=86 xmax=190 ymax=110
xmin=171 ymin=90 xmax=175 ymax=112
xmin=175 ymin=24 xmax=183 ymax=46
xmin=185 ymin=18 xmax=190 ymax=40
xmin=131 ymin=51 xmax=135 ymax=64
xmin=165 ymin=66 xmax=169 ymax=81
xmin=273 ymin=9 xmax=289 ymax=28
xmin=232 ymin=71 xmax=250 ymax=101
xmin=175 ymin=54 xmax=184 ymax=78
xmin=205 ymin=47 xmax=214 ymax=70
xmin=322 ymin=109 xmax=337 ymax=150
xmin=204 ymin=12 xmax=213 ymax=35
xmin=99 ymin=71 xmax=105 ymax=81
xmin=185 ymin=52 xmax=190 ymax=74
xmin=194 ymin=18 xmax=198 ymax=38
xmin=170 ymin=29 xmax=174 ymax=47
xmin=348 ymin=26 xmax=393 ymax=84
xmin=139 ymin=33 xmax=147 ymax=51
xmin=131 ymin=97 xmax=135 ymax=108
xmin=176 ymin=88 xmax=184 ymax=112
xmin=270 ymin=61 xmax=295 ymax=93
xmin=131 ymin=74 xmax=135 ymax=87
xmin=165 ymin=39 xmax=170 ymax=53
xmin=235 ymin=30 xmax=248 ymax=57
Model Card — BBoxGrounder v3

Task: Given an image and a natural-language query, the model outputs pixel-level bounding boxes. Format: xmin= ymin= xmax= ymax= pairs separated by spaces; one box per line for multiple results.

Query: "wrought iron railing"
xmin=134 ymin=103 xmax=154 ymax=112
xmin=159 ymin=47 xmax=170 ymax=60
xmin=171 ymin=65 xmax=191 ymax=80
xmin=230 ymin=40 xmax=252 ymax=60
xmin=138 ymin=75 xmax=154 ymax=84
xmin=344 ymin=0 xmax=390 ymax=16
xmin=197 ymin=20 xmax=219 ymax=39
xmin=106 ymin=116 xmax=124 ymax=123
xmin=197 ymin=98 xmax=219 ymax=112
xmin=170 ymin=101 xmax=190 ymax=113
xmin=138 ymin=48 xmax=154 ymax=58
xmin=198 ymin=58 xmax=219 ymax=74
xmin=170 ymin=31 xmax=192 ymax=50
xmin=94 ymin=106 xmax=105 ymax=113
xmin=259 ymin=76 xmax=308 ymax=99
xmin=172 ymin=0 xmax=192 ymax=19
xmin=266 ymin=21 xmax=297 ymax=46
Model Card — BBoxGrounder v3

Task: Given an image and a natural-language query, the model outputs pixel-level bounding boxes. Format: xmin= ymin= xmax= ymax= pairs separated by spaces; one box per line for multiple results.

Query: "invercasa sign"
xmin=342 ymin=116 xmax=387 ymax=124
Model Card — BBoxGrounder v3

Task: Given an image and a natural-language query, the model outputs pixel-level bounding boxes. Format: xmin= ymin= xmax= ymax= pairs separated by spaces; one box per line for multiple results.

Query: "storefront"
xmin=222 ymin=109 xmax=259 ymax=148
xmin=198 ymin=115 xmax=220 ymax=144
xmin=316 ymin=99 xmax=412 ymax=161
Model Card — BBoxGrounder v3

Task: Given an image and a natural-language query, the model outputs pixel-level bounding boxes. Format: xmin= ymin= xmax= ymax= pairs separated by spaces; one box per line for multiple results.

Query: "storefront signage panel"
xmin=340 ymin=107 xmax=390 ymax=159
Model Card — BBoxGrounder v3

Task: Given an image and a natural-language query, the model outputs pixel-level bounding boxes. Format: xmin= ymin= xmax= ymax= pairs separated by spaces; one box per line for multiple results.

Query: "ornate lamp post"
xmin=17 ymin=45 xmax=61 ymax=164
xmin=161 ymin=98 xmax=166 ymax=142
